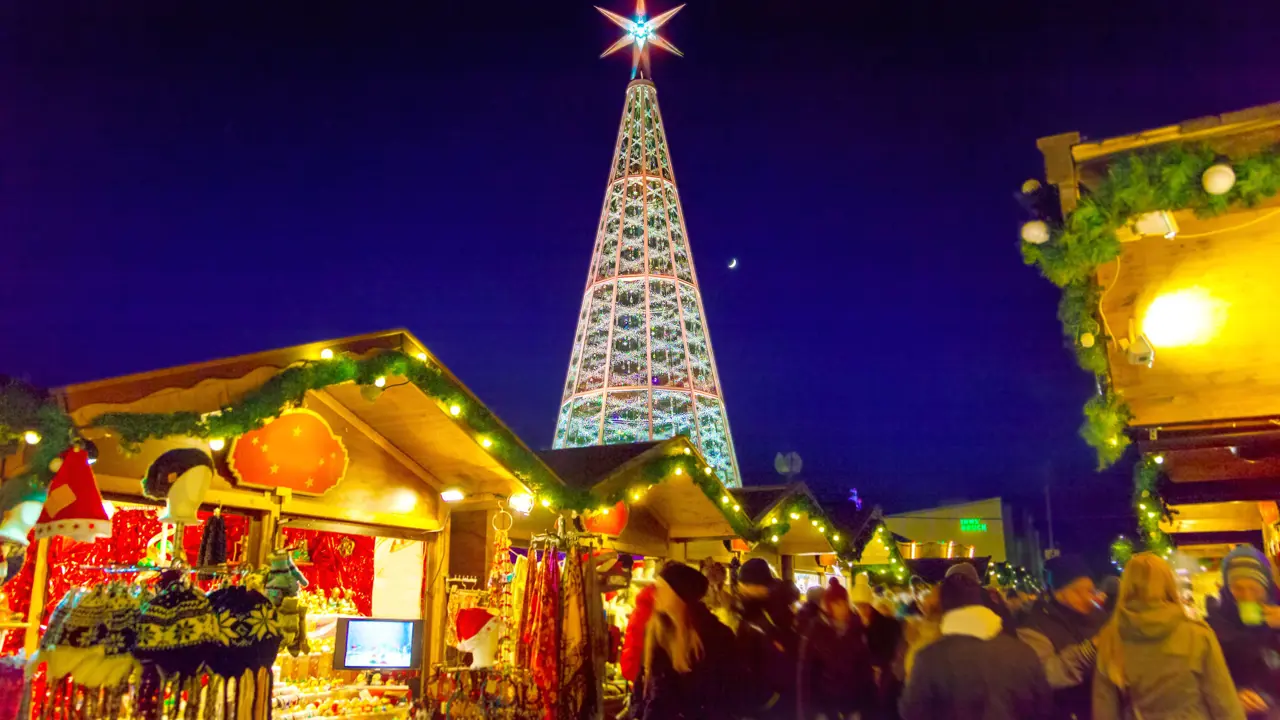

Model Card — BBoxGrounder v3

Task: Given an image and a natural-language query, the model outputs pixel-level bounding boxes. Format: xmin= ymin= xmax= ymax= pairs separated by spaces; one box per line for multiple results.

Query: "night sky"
xmin=5 ymin=1 xmax=1280 ymax=563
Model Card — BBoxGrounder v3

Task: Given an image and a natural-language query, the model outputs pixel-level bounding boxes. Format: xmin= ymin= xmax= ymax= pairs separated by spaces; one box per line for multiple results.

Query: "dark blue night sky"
xmin=4 ymin=0 xmax=1280 ymax=561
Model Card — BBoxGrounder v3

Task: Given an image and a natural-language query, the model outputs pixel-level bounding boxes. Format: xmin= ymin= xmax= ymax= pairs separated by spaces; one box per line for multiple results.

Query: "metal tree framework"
xmin=553 ymin=2 xmax=742 ymax=487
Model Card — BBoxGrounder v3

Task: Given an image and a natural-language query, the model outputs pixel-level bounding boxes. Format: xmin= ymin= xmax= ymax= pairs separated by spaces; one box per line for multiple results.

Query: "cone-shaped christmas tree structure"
xmin=553 ymin=2 xmax=741 ymax=487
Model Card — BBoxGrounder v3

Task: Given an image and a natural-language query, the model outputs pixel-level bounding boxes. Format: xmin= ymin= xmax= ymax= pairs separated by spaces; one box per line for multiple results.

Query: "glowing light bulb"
xmin=441 ymin=488 xmax=466 ymax=503
xmin=632 ymin=491 xmax=642 ymax=501
xmin=832 ymin=534 xmax=840 ymax=541
xmin=320 ymin=348 xmax=334 ymax=360
xmin=208 ymin=438 xmax=226 ymax=451
xmin=374 ymin=376 xmax=387 ymax=388
xmin=509 ymin=494 xmax=534 ymax=514
xmin=790 ymin=512 xmax=800 ymax=520
xmin=1153 ymin=455 xmax=1165 ymax=465
xmin=703 ymin=467 xmax=713 ymax=475
xmin=23 ymin=431 xmax=40 ymax=445
xmin=541 ymin=498 xmax=552 ymax=508
xmin=480 ymin=437 xmax=492 ymax=448
xmin=601 ymin=507 xmax=610 ymax=515
xmin=674 ymin=467 xmax=683 ymax=475
xmin=416 ymin=352 xmax=428 ymax=361
xmin=449 ymin=404 xmax=462 ymax=417
xmin=683 ymin=447 xmax=691 ymax=455
xmin=721 ymin=495 xmax=730 ymax=505
xmin=811 ymin=519 xmax=818 ymax=527
xmin=770 ymin=535 xmax=779 ymax=543
xmin=1142 ymin=287 xmax=1228 ymax=348
xmin=769 ymin=517 xmax=778 ymax=525
xmin=732 ymin=504 xmax=741 ymax=512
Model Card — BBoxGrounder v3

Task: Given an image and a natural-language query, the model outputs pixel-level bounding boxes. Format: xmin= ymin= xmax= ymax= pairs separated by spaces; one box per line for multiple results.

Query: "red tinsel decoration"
xmin=1 ymin=508 xmax=248 ymax=655
xmin=280 ymin=528 xmax=374 ymax=615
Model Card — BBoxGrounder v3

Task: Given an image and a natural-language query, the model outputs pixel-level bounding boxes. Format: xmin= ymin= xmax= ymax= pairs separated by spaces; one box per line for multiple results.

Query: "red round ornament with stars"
xmin=582 ymin=501 xmax=629 ymax=537
xmin=228 ymin=409 xmax=348 ymax=495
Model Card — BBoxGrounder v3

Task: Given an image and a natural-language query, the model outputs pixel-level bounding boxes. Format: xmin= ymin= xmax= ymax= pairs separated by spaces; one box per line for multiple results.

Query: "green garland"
xmin=1109 ymin=535 xmax=1135 ymax=568
xmin=0 ymin=351 xmax=758 ymax=535
xmin=1132 ymin=454 xmax=1174 ymax=556
xmin=1021 ymin=142 xmax=1280 ymax=468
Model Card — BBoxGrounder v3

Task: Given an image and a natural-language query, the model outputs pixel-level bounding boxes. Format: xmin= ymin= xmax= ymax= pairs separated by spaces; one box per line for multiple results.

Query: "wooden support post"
xmin=23 ymin=538 xmax=50 ymax=655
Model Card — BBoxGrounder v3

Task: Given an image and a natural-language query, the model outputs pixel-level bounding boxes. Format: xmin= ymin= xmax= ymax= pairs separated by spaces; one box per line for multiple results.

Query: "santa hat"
xmin=34 ymin=448 xmax=111 ymax=543
xmin=456 ymin=608 xmax=496 ymax=642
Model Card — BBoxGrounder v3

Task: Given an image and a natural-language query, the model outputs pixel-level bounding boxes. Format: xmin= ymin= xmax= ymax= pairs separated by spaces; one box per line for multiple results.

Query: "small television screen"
xmin=334 ymin=618 xmax=423 ymax=671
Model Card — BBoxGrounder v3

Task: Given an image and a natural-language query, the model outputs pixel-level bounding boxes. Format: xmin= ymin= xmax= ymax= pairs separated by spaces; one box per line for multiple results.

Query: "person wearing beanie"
xmin=944 ymin=561 xmax=980 ymax=583
xmin=640 ymin=562 xmax=736 ymax=720
xmin=1016 ymin=554 xmax=1107 ymax=720
xmin=798 ymin=577 xmax=876 ymax=719
xmin=1207 ymin=544 xmax=1280 ymax=717
xmin=900 ymin=574 xmax=1051 ymax=720
xmin=732 ymin=558 xmax=799 ymax=719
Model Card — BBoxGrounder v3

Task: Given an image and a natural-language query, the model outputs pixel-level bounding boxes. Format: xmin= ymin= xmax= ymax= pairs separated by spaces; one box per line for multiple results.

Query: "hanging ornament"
xmin=1079 ymin=332 xmax=1096 ymax=348
xmin=229 ymin=409 xmax=348 ymax=495
xmin=34 ymin=448 xmax=111 ymax=543
xmin=1021 ymin=220 xmax=1050 ymax=245
xmin=581 ymin=501 xmax=629 ymax=536
xmin=1202 ymin=163 xmax=1236 ymax=196
xmin=142 ymin=448 xmax=214 ymax=524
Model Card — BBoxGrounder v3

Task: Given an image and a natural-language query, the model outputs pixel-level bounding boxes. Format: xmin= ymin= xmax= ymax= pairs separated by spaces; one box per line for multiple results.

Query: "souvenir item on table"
xmin=133 ymin=570 xmax=218 ymax=676
xmin=34 ymin=448 xmax=112 ymax=543
xmin=142 ymin=448 xmax=214 ymax=524
xmin=455 ymin=607 xmax=500 ymax=669
xmin=0 ymin=500 xmax=43 ymax=546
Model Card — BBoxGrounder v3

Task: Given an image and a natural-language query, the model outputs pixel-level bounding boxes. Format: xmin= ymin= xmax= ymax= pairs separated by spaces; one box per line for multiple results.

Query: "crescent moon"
xmin=728 ymin=258 xmax=738 ymax=269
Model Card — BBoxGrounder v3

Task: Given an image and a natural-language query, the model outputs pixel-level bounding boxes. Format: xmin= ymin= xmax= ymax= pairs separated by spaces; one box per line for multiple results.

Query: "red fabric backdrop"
xmin=1 ymin=508 xmax=248 ymax=655
xmin=280 ymin=528 xmax=374 ymax=616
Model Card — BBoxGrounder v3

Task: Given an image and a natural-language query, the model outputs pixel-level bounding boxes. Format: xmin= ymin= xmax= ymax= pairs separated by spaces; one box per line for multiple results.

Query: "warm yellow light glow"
xmin=832 ymin=534 xmax=840 ymax=541
xmin=208 ymin=438 xmax=226 ymax=451
xmin=721 ymin=495 xmax=730 ymax=505
xmin=1154 ymin=455 xmax=1165 ymax=465
xmin=674 ymin=467 xmax=683 ymax=475
xmin=601 ymin=507 xmax=610 ymax=515
xmin=732 ymin=504 xmax=741 ymax=512
xmin=416 ymin=352 xmax=428 ymax=361
xmin=818 ymin=526 xmax=825 ymax=534
xmin=23 ymin=431 xmax=40 ymax=445
xmin=703 ymin=466 xmax=712 ymax=475
xmin=632 ymin=491 xmax=642 ymax=501
xmin=769 ymin=517 xmax=777 ymax=525
xmin=441 ymin=488 xmax=466 ymax=503
xmin=790 ymin=512 xmax=800 ymax=520
xmin=770 ymin=535 xmax=779 ymax=542
xmin=509 ymin=494 xmax=535 ymax=514
xmin=683 ymin=447 xmax=691 ymax=455
xmin=811 ymin=519 xmax=818 ymax=527
xmin=541 ymin=498 xmax=552 ymax=508
xmin=480 ymin=437 xmax=492 ymax=448
xmin=374 ymin=376 xmax=387 ymax=388
xmin=1142 ymin=287 xmax=1228 ymax=348
xmin=320 ymin=348 xmax=334 ymax=360
xmin=449 ymin=404 xmax=462 ymax=416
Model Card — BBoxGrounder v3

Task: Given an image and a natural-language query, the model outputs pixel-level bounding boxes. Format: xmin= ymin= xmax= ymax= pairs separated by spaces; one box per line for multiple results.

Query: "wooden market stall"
xmin=1029 ymin=100 xmax=1280 ymax=571
xmin=0 ymin=329 xmax=549 ymax=718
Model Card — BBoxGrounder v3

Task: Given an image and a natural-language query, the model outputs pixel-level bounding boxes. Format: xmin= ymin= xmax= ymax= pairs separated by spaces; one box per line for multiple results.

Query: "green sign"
xmin=960 ymin=518 xmax=988 ymax=533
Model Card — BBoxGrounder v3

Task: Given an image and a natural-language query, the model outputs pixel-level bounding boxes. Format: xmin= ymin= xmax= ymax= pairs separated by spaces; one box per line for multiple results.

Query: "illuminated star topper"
xmin=597 ymin=1 xmax=685 ymax=80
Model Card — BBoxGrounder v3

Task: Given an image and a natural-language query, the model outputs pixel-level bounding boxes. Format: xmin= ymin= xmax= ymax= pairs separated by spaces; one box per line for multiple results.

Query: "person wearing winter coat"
xmin=1092 ymin=553 xmax=1243 ymax=720
xmin=733 ymin=558 xmax=799 ymax=719
xmin=902 ymin=582 xmax=942 ymax=681
xmin=798 ymin=578 xmax=876 ymax=719
xmin=1016 ymin=554 xmax=1108 ymax=720
xmin=851 ymin=574 xmax=905 ymax=719
xmin=1208 ymin=545 xmax=1280 ymax=718
xmin=641 ymin=562 xmax=737 ymax=720
xmin=796 ymin=585 xmax=825 ymax=637
xmin=899 ymin=573 xmax=1051 ymax=720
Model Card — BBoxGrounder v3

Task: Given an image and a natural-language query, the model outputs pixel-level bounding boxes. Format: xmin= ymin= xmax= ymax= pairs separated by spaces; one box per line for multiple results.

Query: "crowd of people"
xmin=620 ymin=545 xmax=1280 ymax=720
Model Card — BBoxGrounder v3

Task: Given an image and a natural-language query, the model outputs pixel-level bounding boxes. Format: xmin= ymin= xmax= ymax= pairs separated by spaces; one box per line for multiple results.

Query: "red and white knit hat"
xmin=34 ymin=448 xmax=112 ymax=542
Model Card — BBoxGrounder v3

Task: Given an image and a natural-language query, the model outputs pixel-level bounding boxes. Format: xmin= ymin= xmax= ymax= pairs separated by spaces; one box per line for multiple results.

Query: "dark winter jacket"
xmin=900 ymin=605 xmax=1051 ymax=720
xmin=734 ymin=584 xmax=799 ymax=718
xmin=1016 ymin=596 xmax=1107 ymax=720
xmin=1208 ymin=545 xmax=1280 ymax=717
xmin=641 ymin=605 xmax=737 ymax=720
xmin=798 ymin=614 xmax=876 ymax=719
xmin=795 ymin=601 xmax=822 ymax=637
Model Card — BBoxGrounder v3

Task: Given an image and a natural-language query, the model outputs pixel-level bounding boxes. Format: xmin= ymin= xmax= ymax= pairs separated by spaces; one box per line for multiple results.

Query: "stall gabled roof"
xmin=536 ymin=437 xmax=743 ymax=540
xmin=53 ymin=329 xmax=557 ymax=500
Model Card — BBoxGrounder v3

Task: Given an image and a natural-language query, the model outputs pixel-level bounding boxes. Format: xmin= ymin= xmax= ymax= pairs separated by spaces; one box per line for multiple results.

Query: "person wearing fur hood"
xmin=900 ymin=573 xmax=1050 ymax=720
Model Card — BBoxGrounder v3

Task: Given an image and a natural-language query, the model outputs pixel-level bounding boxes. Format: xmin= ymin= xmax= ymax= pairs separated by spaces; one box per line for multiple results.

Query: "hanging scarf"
xmin=525 ymin=548 xmax=560 ymax=716
xmin=558 ymin=549 xmax=590 ymax=719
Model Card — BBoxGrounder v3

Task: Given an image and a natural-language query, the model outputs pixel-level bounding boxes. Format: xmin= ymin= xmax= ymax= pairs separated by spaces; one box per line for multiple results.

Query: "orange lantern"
xmin=582 ymin=501 xmax=629 ymax=537
xmin=229 ymin=409 xmax=348 ymax=496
